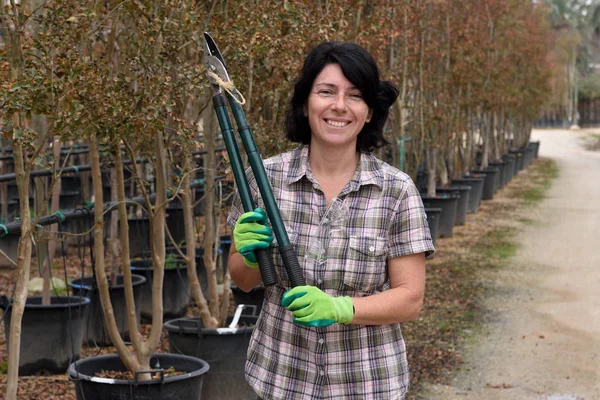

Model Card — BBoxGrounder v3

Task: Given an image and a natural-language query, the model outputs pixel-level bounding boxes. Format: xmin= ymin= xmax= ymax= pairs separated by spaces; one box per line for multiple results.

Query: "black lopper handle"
xmin=212 ymin=95 xmax=277 ymax=286
xmin=226 ymin=93 xmax=306 ymax=288
xmin=280 ymin=245 xmax=305 ymax=288
xmin=254 ymin=247 xmax=277 ymax=286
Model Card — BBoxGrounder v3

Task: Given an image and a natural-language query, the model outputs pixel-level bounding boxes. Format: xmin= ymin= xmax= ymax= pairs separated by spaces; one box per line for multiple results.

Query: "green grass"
xmin=476 ymin=227 xmax=518 ymax=262
xmin=507 ymin=158 xmax=558 ymax=204
xmin=517 ymin=217 xmax=536 ymax=225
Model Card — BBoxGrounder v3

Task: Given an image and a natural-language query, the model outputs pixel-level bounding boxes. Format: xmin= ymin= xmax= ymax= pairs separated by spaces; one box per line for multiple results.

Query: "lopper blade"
xmin=203 ymin=32 xmax=231 ymax=92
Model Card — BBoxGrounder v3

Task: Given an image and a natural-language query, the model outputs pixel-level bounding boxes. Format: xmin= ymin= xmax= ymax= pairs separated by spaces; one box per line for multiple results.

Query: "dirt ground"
xmin=420 ymin=128 xmax=600 ymax=400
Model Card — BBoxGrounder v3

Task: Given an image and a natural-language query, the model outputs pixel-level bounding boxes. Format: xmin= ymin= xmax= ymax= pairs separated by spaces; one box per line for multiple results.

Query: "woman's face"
xmin=306 ymin=63 xmax=372 ymax=151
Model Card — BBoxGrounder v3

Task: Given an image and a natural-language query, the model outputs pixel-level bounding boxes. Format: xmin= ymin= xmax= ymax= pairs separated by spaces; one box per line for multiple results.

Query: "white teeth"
xmin=326 ymin=119 xmax=349 ymax=127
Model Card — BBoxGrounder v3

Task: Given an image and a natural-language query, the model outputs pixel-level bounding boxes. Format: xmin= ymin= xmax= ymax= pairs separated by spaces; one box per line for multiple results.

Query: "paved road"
xmin=421 ymin=128 xmax=600 ymax=400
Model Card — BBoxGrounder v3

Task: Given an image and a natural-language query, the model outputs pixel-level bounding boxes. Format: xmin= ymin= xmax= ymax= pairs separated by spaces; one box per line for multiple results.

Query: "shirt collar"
xmin=287 ymin=145 xmax=384 ymax=190
xmin=287 ymin=146 xmax=310 ymax=184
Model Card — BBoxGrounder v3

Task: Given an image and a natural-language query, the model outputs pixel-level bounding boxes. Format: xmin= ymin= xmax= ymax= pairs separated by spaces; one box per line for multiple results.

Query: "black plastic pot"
xmin=102 ymin=184 xmax=111 ymax=205
xmin=62 ymin=216 xmax=96 ymax=247
xmin=68 ymin=353 xmax=209 ymax=400
xmin=7 ymin=182 xmax=19 ymax=201
xmin=472 ymin=168 xmax=499 ymax=200
xmin=525 ymin=143 xmax=536 ymax=166
xmin=519 ymin=149 xmax=527 ymax=170
xmin=7 ymin=199 xmax=19 ymax=220
xmin=126 ymin=217 xmax=151 ymax=258
xmin=162 ymin=247 xmax=224 ymax=300
xmin=130 ymin=258 xmax=190 ymax=322
xmin=61 ymin=174 xmax=81 ymax=193
xmin=436 ymin=186 xmax=471 ymax=225
xmin=59 ymin=190 xmax=82 ymax=210
xmin=510 ymin=150 xmax=525 ymax=172
xmin=415 ymin=170 xmax=428 ymax=192
xmin=230 ymin=284 xmax=264 ymax=316
xmin=488 ymin=161 xmax=506 ymax=188
xmin=423 ymin=207 xmax=442 ymax=247
xmin=220 ymin=235 xmax=232 ymax=272
xmin=221 ymin=181 xmax=235 ymax=207
xmin=530 ymin=141 xmax=540 ymax=158
xmin=164 ymin=315 xmax=257 ymax=400
xmin=166 ymin=204 xmax=186 ymax=244
xmin=501 ymin=155 xmax=516 ymax=185
xmin=452 ymin=178 xmax=484 ymax=213
xmin=0 ymin=233 xmax=19 ymax=268
xmin=420 ymin=195 xmax=459 ymax=238
xmin=1 ymin=295 xmax=90 ymax=375
xmin=6 ymin=182 xmax=19 ymax=200
xmin=68 ymin=274 xmax=146 ymax=346
xmin=513 ymin=152 xmax=523 ymax=176
xmin=193 ymin=187 xmax=205 ymax=216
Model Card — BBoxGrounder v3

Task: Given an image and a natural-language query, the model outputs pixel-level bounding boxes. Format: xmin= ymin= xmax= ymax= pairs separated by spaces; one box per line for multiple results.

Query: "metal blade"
xmin=203 ymin=32 xmax=227 ymax=67
xmin=203 ymin=32 xmax=231 ymax=92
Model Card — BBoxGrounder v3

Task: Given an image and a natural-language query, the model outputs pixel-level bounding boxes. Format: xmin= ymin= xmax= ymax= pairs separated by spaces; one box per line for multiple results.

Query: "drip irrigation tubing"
xmin=0 ymin=145 xmax=225 ymax=183
xmin=0 ymin=176 xmax=223 ymax=237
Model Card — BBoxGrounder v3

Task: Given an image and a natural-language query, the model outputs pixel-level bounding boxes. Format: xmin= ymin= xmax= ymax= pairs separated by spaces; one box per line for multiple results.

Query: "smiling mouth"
xmin=325 ymin=119 xmax=350 ymax=127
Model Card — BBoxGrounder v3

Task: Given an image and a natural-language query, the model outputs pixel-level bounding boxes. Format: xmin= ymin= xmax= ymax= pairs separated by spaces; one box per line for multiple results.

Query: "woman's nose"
xmin=331 ymin=94 xmax=348 ymax=111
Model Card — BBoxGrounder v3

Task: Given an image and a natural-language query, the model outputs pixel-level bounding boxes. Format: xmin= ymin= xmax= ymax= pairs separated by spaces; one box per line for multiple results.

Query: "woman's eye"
xmin=319 ymin=90 xmax=334 ymax=96
xmin=349 ymin=93 xmax=363 ymax=100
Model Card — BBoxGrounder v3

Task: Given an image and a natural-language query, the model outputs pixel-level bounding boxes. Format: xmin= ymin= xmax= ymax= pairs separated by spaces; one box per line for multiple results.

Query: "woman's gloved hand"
xmin=281 ymin=286 xmax=354 ymax=327
xmin=233 ymin=207 xmax=273 ymax=268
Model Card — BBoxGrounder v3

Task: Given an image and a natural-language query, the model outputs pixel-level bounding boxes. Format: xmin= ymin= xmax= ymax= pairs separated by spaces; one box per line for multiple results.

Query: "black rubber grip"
xmin=280 ymin=244 xmax=305 ymax=287
xmin=256 ymin=248 xmax=277 ymax=287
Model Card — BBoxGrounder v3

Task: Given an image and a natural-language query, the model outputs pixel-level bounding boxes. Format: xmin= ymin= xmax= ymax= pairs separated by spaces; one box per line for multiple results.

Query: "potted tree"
xmin=0 ymin=3 xmax=94 ymax=391
xmin=0 ymin=1 xmax=213 ymax=398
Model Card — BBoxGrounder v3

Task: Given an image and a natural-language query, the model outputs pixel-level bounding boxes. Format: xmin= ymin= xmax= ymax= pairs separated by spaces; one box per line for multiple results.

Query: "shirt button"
xmin=320 ymin=369 xmax=325 ymax=376
xmin=369 ymin=246 xmax=375 ymax=253
xmin=318 ymin=338 xmax=325 ymax=344
xmin=317 ymin=279 xmax=323 ymax=285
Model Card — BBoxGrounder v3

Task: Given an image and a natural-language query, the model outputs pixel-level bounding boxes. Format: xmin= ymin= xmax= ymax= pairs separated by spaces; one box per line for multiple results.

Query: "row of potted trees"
xmin=0 ymin=1 xmax=553 ymax=399
xmin=0 ymin=135 xmax=541 ymax=399
xmin=421 ymin=141 xmax=540 ymax=247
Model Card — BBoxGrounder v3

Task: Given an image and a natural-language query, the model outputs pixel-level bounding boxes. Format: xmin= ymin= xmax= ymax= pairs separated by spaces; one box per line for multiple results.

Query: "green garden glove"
xmin=281 ymin=285 xmax=354 ymax=327
xmin=233 ymin=207 xmax=273 ymax=268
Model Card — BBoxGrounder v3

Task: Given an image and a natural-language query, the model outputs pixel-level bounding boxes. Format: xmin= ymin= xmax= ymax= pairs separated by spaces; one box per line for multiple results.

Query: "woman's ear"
xmin=366 ymin=109 xmax=373 ymax=123
xmin=303 ymin=105 xmax=308 ymax=117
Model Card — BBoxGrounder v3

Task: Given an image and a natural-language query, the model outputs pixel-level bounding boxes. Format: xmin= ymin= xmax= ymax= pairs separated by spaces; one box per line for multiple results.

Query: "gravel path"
xmin=421 ymin=128 xmax=600 ymax=400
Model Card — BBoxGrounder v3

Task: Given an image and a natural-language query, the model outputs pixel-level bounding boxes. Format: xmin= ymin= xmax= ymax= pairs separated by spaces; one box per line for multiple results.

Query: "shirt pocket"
xmin=343 ymin=235 xmax=388 ymax=294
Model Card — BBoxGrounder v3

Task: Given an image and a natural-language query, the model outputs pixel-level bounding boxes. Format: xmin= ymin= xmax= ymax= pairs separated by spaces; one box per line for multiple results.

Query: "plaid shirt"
xmin=227 ymin=145 xmax=435 ymax=400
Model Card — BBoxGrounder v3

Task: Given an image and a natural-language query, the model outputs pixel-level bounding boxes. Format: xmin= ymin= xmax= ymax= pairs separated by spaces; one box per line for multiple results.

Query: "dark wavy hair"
xmin=285 ymin=42 xmax=399 ymax=153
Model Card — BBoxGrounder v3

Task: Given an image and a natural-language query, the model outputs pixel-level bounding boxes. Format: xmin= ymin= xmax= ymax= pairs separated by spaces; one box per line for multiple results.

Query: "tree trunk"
xmin=203 ymin=106 xmax=219 ymax=320
xmin=491 ymin=111 xmax=500 ymax=161
xmin=6 ymin=139 xmax=33 ymax=400
xmin=480 ymin=111 xmax=490 ymax=169
xmin=438 ymin=149 xmax=449 ymax=187
xmin=426 ymin=147 xmax=437 ymax=197
xmin=114 ymin=142 xmax=144 ymax=354
xmin=88 ymin=133 xmax=140 ymax=374
xmin=43 ymin=139 xmax=62 ymax=304
xmin=108 ymin=168 xmax=119 ymax=286
xmin=137 ymin=128 xmax=167 ymax=373
xmin=34 ymin=177 xmax=50 ymax=304
xmin=181 ymin=150 xmax=217 ymax=328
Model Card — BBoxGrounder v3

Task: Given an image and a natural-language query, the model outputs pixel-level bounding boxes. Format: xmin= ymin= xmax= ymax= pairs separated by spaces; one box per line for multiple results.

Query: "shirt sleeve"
xmin=387 ymin=180 xmax=435 ymax=259
xmin=226 ymin=191 xmax=243 ymax=231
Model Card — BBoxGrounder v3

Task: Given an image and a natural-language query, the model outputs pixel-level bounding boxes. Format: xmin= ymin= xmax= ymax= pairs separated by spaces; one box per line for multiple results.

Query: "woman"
xmin=227 ymin=41 xmax=435 ymax=399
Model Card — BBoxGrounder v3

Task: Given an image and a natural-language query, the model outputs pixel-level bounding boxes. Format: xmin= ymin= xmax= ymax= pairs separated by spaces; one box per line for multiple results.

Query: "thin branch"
xmin=0 ymin=248 xmax=17 ymax=268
